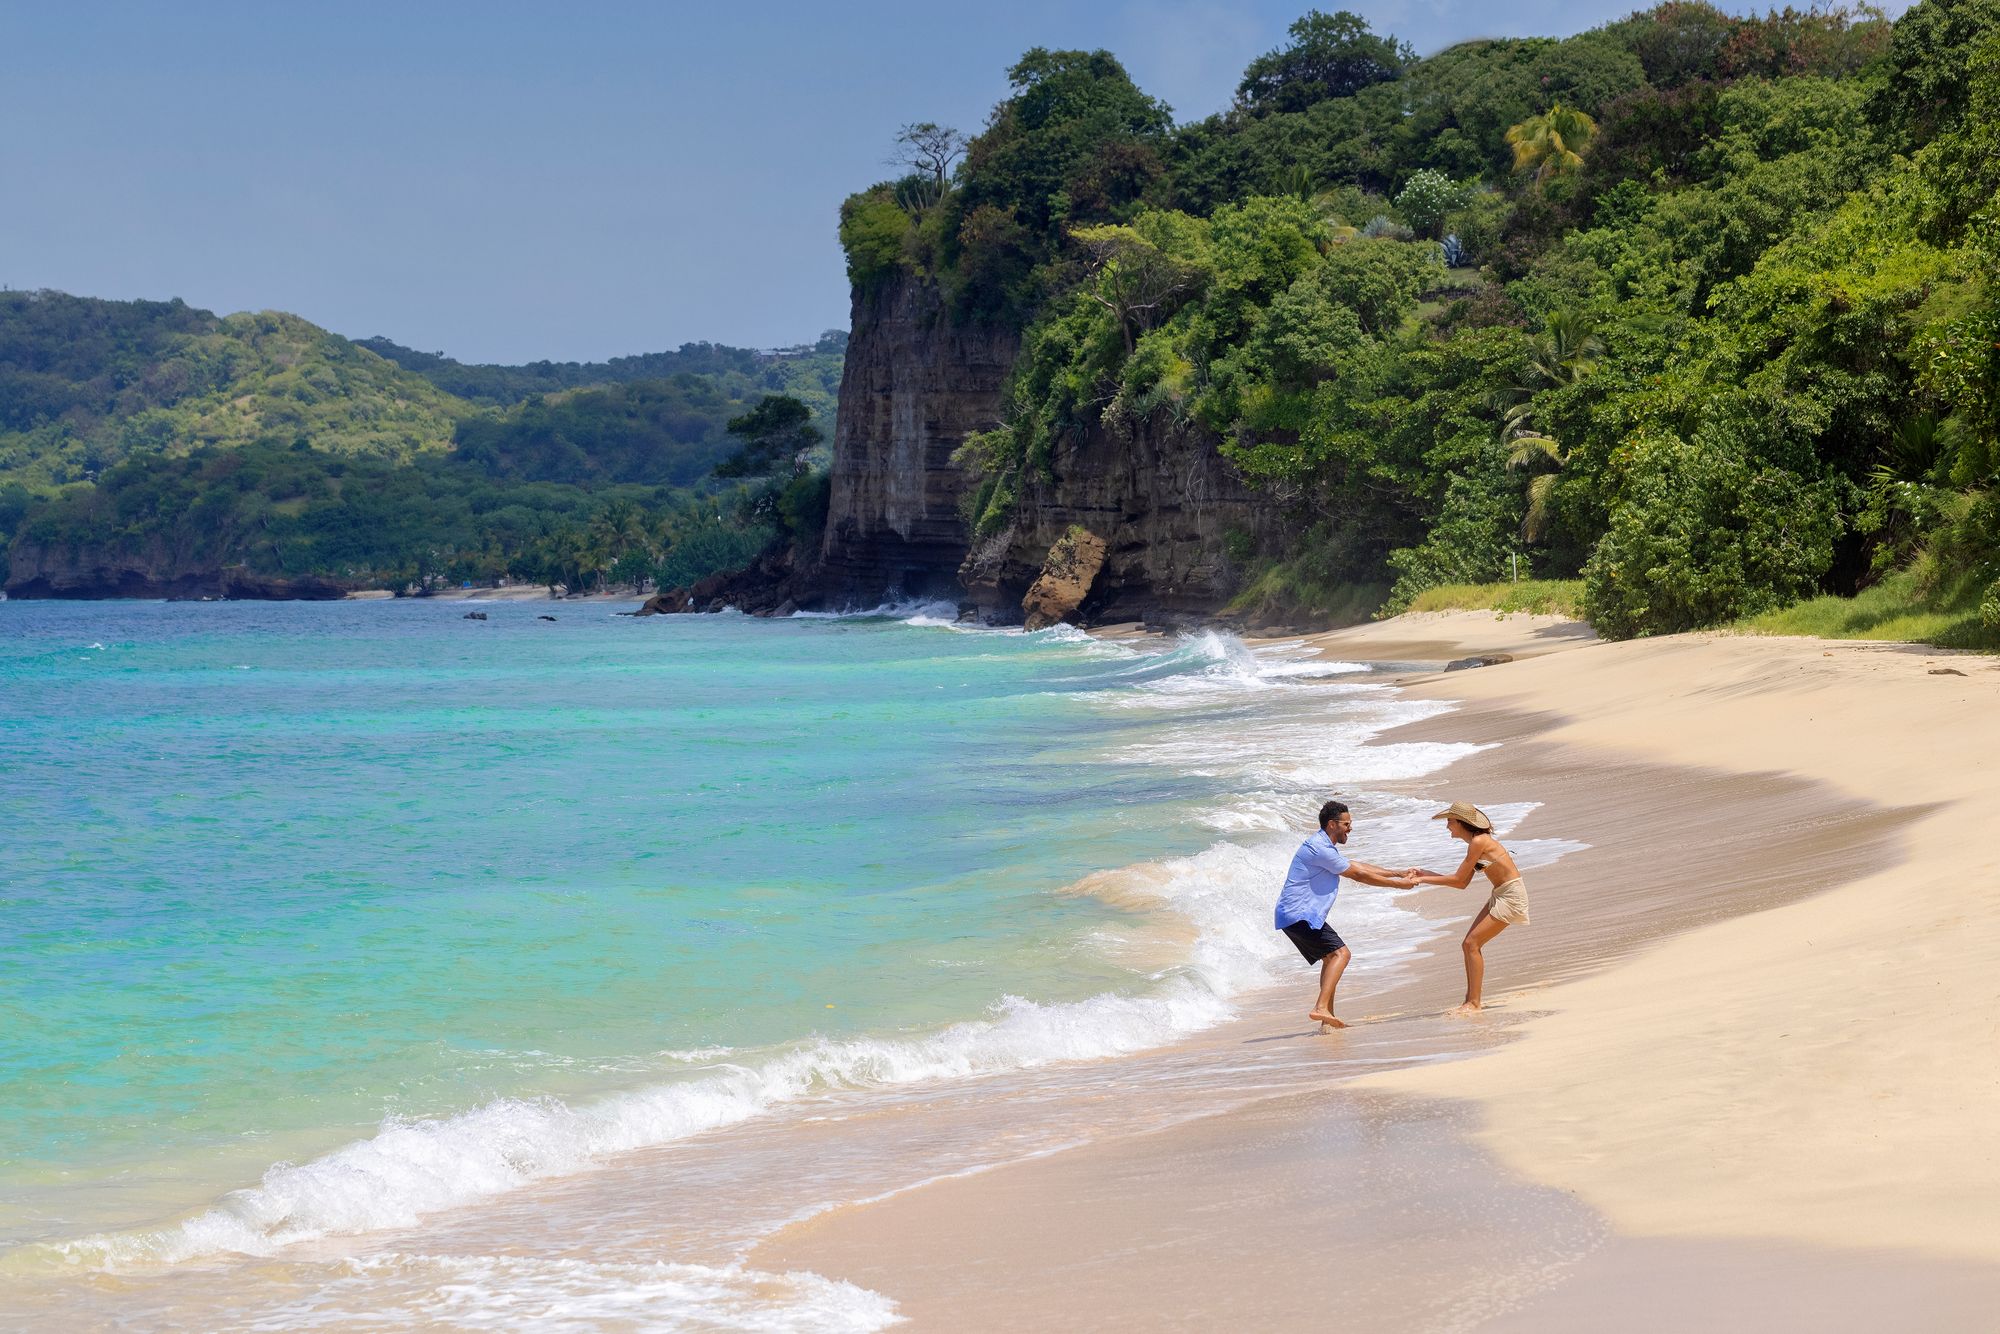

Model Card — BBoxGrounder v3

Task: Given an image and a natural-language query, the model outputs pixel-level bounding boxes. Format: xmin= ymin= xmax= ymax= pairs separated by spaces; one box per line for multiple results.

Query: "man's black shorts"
xmin=1281 ymin=918 xmax=1346 ymax=964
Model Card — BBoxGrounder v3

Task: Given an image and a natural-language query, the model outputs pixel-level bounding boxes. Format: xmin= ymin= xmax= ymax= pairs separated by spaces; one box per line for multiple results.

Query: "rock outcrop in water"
xmin=4 ymin=536 xmax=348 ymax=600
xmin=802 ymin=272 xmax=1279 ymax=624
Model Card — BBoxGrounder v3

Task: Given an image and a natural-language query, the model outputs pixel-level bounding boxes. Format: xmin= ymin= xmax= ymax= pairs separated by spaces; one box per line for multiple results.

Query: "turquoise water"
xmin=2 ymin=594 xmax=1538 ymax=1306
xmin=0 ymin=599 xmax=1332 ymax=1248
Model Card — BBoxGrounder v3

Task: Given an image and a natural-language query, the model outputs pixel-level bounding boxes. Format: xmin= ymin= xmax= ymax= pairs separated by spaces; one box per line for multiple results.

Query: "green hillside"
xmin=358 ymin=331 xmax=846 ymax=411
xmin=0 ymin=293 xmax=469 ymax=490
xmin=0 ymin=293 xmax=841 ymax=596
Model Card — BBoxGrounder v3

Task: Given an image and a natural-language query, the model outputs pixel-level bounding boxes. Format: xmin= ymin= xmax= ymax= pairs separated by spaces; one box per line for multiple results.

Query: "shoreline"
xmin=1 ymin=608 xmax=1487 ymax=1325
xmin=752 ymin=614 xmax=2000 ymax=1328
xmin=13 ymin=610 xmax=1994 ymax=1327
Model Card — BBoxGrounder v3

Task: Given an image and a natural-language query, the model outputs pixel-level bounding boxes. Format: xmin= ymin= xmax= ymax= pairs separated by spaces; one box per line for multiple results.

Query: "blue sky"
xmin=0 ymin=2 xmax=1910 ymax=363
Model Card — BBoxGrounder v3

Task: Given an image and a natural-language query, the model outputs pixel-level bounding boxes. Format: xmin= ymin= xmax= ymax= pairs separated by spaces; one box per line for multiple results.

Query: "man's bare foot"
xmin=1448 ymin=1001 xmax=1482 ymax=1017
xmin=1308 ymin=1009 xmax=1347 ymax=1029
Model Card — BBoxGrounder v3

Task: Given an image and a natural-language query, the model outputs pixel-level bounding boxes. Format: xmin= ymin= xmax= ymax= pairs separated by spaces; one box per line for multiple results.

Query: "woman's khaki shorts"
xmin=1484 ymin=877 xmax=1530 ymax=926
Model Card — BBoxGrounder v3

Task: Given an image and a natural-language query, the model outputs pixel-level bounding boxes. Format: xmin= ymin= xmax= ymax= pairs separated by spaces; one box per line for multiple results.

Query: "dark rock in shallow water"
xmin=463 ymin=611 xmax=488 ymax=620
xmin=634 ymin=589 xmax=690 ymax=616
xmin=3 ymin=545 xmax=351 ymax=600
xmin=1445 ymin=653 xmax=1514 ymax=671
xmin=637 ymin=542 xmax=824 ymax=618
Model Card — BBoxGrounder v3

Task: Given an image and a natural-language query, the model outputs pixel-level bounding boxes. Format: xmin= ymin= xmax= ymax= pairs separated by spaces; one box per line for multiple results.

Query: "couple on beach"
xmin=1274 ymin=799 xmax=1527 ymax=1028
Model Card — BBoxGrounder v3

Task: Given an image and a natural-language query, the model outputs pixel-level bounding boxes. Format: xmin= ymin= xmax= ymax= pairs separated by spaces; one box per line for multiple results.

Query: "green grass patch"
xmin=1402 ymin=579 xmax=1586 ymax=617
xmin=1227 ymin=558 xmax=1387 ymax=627
xmin=1732 ymin=566 xmax=2000 ymax=650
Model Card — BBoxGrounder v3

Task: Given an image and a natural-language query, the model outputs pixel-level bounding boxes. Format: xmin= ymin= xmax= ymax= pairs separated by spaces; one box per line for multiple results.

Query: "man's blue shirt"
xmin=1274 ymin=829 xmax=1352 ymax=930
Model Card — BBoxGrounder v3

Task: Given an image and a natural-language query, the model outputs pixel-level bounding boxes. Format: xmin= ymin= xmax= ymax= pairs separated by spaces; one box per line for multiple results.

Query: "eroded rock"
xmin=1022 ymin=528 xmax=1109 ymax=631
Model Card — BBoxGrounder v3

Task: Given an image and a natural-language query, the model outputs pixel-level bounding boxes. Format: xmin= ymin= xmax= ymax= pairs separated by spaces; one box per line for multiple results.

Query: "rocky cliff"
xmin=809 ymin=273 xmax=1279 ymax=624
xmin=958 ymin=414 xmax=1280 ymax=625
xmin=815 ymin=275 xmax=1018 ymax=604
xmin=5 ymin=535 xmax=348 ymax=600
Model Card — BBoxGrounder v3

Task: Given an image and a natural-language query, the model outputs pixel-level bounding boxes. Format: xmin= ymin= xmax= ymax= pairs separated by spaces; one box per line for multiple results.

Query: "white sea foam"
xmin=243 ymin=1253 xmax=900 ymax=1332
xmin=47 ymin=838 xmax=1404 ymax=1273
xmin=656 ymin=1045 xmax=741 ymax=1064
xmin=789 ymin=598 xmax=962 ymax=624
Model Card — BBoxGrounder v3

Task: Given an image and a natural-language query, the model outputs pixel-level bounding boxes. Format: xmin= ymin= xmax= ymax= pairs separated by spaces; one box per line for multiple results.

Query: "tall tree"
xmin=1235 ymin=9 xmax=1413 ymax=115
xmin=893 ymin=122 xmax=967 ymax=190
xmin=890 ymin=122 xmax=968 ymax=214
xmin=1071 ymin=217 xmax=1212 ymax=354
xmin=714 ymin=395 xmax=822 ymax=479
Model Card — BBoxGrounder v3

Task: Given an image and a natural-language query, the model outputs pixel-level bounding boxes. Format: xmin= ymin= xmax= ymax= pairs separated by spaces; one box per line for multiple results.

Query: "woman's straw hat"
xmin=1432 ymin=801 xmax=1493 ymax=832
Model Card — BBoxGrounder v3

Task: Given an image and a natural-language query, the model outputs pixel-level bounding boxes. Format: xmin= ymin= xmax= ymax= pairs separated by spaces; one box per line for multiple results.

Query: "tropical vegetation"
xmin=844 ymin=0 xmax=2000 ymax=643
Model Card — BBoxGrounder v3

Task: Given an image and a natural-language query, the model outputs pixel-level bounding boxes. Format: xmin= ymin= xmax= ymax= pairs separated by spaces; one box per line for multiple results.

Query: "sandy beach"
xmin=756 ymin=612 xmax=2000 ymax=1330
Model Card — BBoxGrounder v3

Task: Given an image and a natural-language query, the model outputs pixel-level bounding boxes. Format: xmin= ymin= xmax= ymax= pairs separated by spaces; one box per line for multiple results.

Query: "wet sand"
xmin=755 ymin=616 xmax=2000 ymax=1329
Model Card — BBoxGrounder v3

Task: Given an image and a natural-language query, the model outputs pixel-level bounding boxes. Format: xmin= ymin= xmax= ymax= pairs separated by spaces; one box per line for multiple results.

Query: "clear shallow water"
xmin=0 ymin=598 xmax=1576 ymax=1322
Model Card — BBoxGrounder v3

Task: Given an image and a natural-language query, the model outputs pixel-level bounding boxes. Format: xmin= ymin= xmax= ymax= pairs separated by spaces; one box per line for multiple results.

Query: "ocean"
xmin=0 ymin=598 xmax=1579 ymax=1327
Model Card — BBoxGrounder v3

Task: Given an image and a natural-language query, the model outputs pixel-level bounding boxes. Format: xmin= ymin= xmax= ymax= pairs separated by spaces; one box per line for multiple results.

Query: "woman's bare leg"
xmin=1455 ymin=911 xmax=1508 ymax=1014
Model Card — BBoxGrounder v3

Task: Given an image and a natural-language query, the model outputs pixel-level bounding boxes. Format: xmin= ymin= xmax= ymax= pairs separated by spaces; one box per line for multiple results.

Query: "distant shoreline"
xmin=346 ymin=585 xmax=642 ymax=603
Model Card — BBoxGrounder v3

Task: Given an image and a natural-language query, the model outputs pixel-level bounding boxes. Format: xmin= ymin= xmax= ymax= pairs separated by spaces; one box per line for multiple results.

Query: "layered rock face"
xmin=815 ymin=275 xmax=1018 ymax=604
xmin=959 ymin=415 xmax=1280 ymax=626
xmin=5 ymin=535 xmax=347 ymax=599
xmin=811 ymin=272 xmax=1280 ymax=624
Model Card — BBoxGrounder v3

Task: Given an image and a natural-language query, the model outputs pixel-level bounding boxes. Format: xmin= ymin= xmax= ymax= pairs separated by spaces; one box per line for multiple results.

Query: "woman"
xmin=1405 ymin=802 xmax=1527 ymax=1015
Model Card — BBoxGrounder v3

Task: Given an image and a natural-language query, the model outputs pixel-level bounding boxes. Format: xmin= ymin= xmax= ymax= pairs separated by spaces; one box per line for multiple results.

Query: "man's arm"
xmin=1345 ymin=861 xmax=1416 ymax=890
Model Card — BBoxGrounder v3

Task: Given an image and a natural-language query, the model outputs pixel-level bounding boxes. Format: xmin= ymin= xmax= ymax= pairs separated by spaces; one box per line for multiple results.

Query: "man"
xmin=1275 ymin=799 xmax=1415 ymax=1030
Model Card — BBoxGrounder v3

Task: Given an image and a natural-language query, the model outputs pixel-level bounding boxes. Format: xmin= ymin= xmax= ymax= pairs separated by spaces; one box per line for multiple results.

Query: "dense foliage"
xmin=10 ymin=442 xmax=781 ymax=595
xmin=453 ymin=377 xmax=821 ymax=488
xmin=848 ymin=1 xmax=2000 ymax=639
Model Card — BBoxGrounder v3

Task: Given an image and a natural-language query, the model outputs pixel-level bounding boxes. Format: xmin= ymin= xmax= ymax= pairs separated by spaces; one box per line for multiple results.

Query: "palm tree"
xmin=1506 ymin=435 xmax=1568 ymax=544
xmin=1494 ymin=312 xmax=1606 ymax=541
xmin=1525 ymin=310 xmax=1605 ymax=385
xmin=590 ymin=499 xmax=652 ymax=563
xmin=1277 ymin=163 xmax=1317 ymax=203
xmin=1505 ymin=103 xmax=1598 ymax=186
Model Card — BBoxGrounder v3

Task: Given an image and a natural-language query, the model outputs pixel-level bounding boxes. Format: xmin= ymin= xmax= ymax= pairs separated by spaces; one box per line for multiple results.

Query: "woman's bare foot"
xmin=1308 ymin=1009 xmax=1347 ymax=1029
xmin=1448 ymin=1001 xmax=1482 ymax=1017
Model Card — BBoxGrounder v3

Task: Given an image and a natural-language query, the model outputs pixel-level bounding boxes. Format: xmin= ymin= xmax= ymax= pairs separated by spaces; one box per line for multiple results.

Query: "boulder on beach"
xmin=1021 ymin=528 xmax=1108 ymax=631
